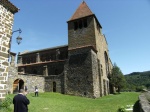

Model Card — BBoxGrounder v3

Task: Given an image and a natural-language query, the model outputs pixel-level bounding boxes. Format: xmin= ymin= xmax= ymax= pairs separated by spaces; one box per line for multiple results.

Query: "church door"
xmin=13 ymin=79 xmax=24 ymax=93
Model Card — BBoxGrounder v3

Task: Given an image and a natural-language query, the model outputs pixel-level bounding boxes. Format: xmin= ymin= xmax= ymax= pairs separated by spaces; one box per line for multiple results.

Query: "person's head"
xmin=19 ymin=89 xmax=25 ymax=93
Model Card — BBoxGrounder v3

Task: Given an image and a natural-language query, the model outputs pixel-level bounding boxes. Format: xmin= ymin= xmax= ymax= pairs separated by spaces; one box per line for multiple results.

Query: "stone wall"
xmin=8 ymin=54 xmax=64 ymax=94
xmin=0 ymin=0 xmax=18 ymax=99
xmin=65 ymin=46 xmax=100 ymax=98
xmin=94 ymin=17 xmax=112 ymax=96
xmin=8 ymin=65 xmax=65 ymax=94
xmin=68 ymin=16 xmax=96 ymax=50
xmin=8 ymin=65 xmax=45 ymax=94
xmin=139 ymin=92 xmax=150 ymax=112
xmin=45 ymin=73 xmax=65 ymax=93
xmin=67 ymin=7 xmax=113 ymax=97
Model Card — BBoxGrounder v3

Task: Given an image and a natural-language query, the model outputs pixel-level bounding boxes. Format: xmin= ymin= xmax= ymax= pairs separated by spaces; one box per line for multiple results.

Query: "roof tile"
xmin=69 ymin=1 xmax=94 ymax=21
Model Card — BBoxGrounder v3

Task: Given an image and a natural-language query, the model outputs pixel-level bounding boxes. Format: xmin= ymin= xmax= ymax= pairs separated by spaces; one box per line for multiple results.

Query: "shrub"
xmin=0 ymin=97 xmax=12 ymax=108
xmin=118 ymin=106 xmax=126 ymax=112
xmin=118 ymin=105 xmax=133 ymax=112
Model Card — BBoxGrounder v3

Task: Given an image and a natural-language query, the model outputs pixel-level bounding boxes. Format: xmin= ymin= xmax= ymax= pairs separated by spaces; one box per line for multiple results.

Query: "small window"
xmin=83 ymin=18 xmax=87 ymax=28
xmin=79 ymin=20 xmax=82 ymax=29
xmin=74 ymin=21 xmax=78 ymax=30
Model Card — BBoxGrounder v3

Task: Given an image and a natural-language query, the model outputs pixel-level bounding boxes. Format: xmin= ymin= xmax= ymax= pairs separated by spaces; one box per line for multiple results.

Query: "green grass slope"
xmin=6 ymin=92 xmax=139 ymax=112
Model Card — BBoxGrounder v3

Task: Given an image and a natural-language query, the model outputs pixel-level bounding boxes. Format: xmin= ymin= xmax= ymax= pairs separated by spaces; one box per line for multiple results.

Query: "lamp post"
xmin=8 ymin=28 xmax=22 ymax=61
xmin=12 ymin=28 xmax=22 ymax=45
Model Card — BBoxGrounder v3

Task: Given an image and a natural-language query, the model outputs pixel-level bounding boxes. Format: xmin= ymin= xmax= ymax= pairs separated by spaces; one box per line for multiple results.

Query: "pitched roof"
xmin=0 ymin=0 xmax=19 ymax=14
xmin=19 ymin=45 xmax=68 ymax=55
xmin=69 ymin=1 xmax=94 ymax=21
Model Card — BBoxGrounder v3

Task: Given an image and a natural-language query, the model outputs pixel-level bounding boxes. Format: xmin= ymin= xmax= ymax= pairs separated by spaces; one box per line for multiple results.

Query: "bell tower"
xmin=65 ymin=1 xmax=102 ymax=98
xmin=67 ymin=1 xmax=102 ymax=50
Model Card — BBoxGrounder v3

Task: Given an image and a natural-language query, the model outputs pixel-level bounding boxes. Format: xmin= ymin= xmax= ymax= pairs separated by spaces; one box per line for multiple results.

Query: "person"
xmin=24 ymin=86 xmax=28 ymax=95
xmin=25 ymin=86 xmax=27 ymax=92
xmin=35 ymin=87 xmax=38 ymax=97
xmin=13 ymin=89 xmax=30 ymax=112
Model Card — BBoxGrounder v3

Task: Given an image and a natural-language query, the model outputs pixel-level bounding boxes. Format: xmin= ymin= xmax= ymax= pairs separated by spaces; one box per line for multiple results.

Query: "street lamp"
xmin=12 ymin=28 xmax=22 ymax=45
xmin=8 ymin=28 xmax=22 ymax=61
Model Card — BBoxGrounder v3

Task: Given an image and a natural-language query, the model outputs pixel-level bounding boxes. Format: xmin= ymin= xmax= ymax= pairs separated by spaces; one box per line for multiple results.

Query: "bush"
xmin=0 ymin=97 xmax=12 ymax=109
xmin=118 ymin=106 xmax=126 ymax=112
xmin=118 ymin=105 xmax=133 ymax=112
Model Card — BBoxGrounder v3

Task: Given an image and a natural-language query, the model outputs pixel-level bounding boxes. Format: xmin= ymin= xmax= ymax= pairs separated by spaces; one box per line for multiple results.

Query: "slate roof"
xmin=69 ymin=1 xmax=94 ymax=21
xmin=0 ymin=0 xmax=19 ymax=14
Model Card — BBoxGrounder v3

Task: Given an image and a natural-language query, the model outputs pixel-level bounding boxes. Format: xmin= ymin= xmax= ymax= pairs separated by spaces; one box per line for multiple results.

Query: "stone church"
xmin=8 ymin=1 xmax=113 ymax=98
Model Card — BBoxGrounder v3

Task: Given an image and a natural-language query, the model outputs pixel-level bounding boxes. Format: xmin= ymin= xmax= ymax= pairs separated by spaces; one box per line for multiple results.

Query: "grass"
xmin=6 ymin=92 xmax=139 ymax=112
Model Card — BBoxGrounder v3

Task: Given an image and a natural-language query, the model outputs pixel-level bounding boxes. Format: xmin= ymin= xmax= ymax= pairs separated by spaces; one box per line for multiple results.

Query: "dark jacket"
xmin=13 ymin=94 xmax=30 ymax=112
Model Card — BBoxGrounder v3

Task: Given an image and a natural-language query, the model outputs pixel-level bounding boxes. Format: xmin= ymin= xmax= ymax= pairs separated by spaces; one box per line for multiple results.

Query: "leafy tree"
xmin=146 ymin=84 xmax=150 ymax=90
xmin=110 ymin=63 xmax=126 ymax=93
xmin=125 ymin=71 xmax=150 ymax=91
xmin=136 ymin=85 xmax=146 ymax=92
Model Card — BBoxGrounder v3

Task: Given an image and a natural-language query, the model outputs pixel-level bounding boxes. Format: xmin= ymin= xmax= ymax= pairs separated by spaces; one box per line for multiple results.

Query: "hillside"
xmin=125 ymin=71 xmax=150 ymax=91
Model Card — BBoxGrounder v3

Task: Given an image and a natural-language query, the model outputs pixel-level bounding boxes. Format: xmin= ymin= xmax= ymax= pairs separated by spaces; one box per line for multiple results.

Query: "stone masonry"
xmin=65 ymin=46 xmax=100 ymax=98
xmin=8 ymin=53 xmax=63 ymax=94
xmin=139 ymin=92 xmax=150 ymax=112
xmin=7 ymin=53 xmax=45 ymax=94
xmin=0 ymin=0 xmax=18 ymax=99
xmin=66 ymin=1 xmax=113 ymax=97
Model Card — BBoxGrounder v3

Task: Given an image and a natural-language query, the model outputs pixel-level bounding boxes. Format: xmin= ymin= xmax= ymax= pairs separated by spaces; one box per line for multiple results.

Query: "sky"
xmin=9 ymin=0 xmax=150 ymax=75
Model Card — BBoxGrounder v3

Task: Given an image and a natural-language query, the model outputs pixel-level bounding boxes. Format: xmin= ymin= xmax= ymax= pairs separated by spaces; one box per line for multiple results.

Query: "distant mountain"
xmin=126 ymin=71 xmax=150 ymax=76
xmin=125 ymin=71 xmax=150 ymax=90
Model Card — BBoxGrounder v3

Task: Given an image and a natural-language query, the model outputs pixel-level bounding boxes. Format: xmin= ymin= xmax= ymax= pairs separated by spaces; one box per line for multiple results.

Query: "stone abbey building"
xmin=8 ymin=1 xmax=113 ymax=98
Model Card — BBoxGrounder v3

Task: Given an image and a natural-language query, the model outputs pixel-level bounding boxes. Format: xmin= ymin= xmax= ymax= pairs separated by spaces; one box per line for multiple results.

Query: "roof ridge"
xmin=69 ymin=1 xmax=94 ymax=21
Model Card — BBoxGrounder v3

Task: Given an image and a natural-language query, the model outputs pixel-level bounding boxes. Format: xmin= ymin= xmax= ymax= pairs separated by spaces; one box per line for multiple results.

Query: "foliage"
xmin=118 ymin=106 xmax=126 ymax=112
xmin=136 ymin=86 xmax=146 ymax=92
xmin=125 ymin=71 xmax=150 ymax=91
xmin=7 ymin=92 xmax=139 ymax=112
xmin=117 ymin=105 xmax=133 ymax=112
xmin=0 ymin=97 xmax=13 ymax=112
xmin=110 ymin=63 xmax=126 ymax=93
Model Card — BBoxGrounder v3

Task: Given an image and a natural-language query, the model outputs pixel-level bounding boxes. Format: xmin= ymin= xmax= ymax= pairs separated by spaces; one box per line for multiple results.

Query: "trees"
xmin=110 ymin=63 xmax=126 ymax=93
xmin=125 ymin=71 xmax=150 ymax=91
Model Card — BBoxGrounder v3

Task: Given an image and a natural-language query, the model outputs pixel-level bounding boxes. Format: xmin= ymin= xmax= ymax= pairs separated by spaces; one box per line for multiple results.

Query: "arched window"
xmin=74 ymin=18 xmax=88 ymax=31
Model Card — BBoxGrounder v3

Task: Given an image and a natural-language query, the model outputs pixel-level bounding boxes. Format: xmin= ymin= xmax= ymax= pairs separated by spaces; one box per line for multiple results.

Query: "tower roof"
xmin=69 ymin=1 xmax=94 ymax=21
xmin=68 ymin=1 xmax=102 ymax=28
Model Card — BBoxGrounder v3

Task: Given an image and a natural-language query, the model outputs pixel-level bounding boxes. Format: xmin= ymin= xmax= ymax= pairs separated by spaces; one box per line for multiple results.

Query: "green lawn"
xmin=6 ymin=92 xmax=139 ymax=112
